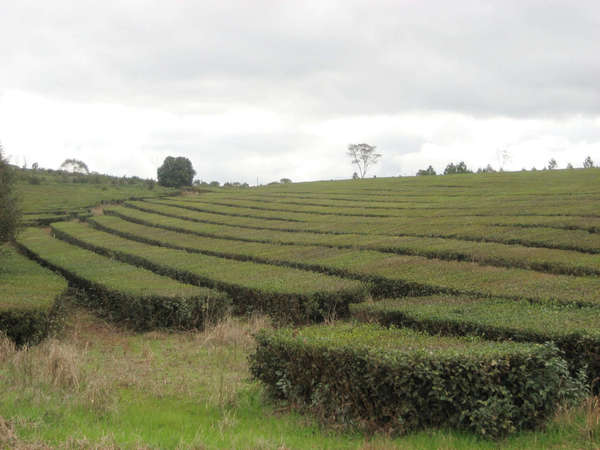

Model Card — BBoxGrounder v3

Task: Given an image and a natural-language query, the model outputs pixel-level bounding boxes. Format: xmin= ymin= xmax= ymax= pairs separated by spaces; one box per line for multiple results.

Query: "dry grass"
xmin=1 ymin=310 xmax=272 ymax=446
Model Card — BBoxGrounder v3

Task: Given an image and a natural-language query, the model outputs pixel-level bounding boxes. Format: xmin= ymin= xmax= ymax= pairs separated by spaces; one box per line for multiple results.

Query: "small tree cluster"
xmin=444 ymin=161 xmax=471 ymax=175
xmin=417 ymin=165 xmax=437 ymax=176
xmin=584 ymin=156 xmax=595 ymax=169
xmin=0 ymin=145 xmax=21 ymax=243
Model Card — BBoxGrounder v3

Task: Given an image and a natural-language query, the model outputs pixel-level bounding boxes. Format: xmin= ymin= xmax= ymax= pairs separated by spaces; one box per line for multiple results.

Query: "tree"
xmin=280 ymin=178 xmax=292 ymax=184
xmin=417 ymin=165 xmax=436 ymax=176
xmin=566 ymin=163 xmax=574 ymax=169
xmin=548 ymin=158 xmax=558 ymax=170
xmin=444 ymin=161 xmax=471 ymax=175
xmin=477 ymin=164 xmax=496 ymax=174
xmin=0 ymin=144 xmax=21 ymax=243
xmin=347 ymin=143 xmax=381 ymax=178
xmin=583 ymin=156 xmax=594 ymax=169
xmin=60 ymin=158 xmax=89 ymax=174
xmin=157 ymin=156 xmax=196 ymax=187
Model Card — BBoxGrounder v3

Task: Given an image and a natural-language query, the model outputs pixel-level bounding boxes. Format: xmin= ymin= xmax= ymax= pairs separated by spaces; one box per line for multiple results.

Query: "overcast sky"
xmin=1 ymin=0 xmax=599 ymax=183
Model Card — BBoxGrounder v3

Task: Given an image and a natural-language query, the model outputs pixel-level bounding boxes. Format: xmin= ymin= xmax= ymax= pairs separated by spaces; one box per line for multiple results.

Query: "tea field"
xmin=2 ymin=168 xmax=600 ymax=448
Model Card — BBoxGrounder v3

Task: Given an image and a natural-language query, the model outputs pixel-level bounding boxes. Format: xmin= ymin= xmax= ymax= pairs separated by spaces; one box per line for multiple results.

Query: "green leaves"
xmin=250 ymin=324 xmax=587 ymax=439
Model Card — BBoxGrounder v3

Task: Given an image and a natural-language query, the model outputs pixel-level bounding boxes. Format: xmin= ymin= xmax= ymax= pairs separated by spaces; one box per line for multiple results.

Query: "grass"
xmin=15 ymin=168 xmax=175 ymax=216
xmin=2 ymin=308 xmax=600 ymax=449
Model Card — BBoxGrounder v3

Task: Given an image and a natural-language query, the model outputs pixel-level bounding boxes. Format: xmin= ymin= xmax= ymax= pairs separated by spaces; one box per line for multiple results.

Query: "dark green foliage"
xmin=444 ymin=161 xmax=471 ymax=175
xmin=351 ymin=296 xmax=600 ymax=390
xmin=250 ymin=324 xmax=587 ymax=439
xmin=157 ymin=156 xmax=196 ymax=187
xmin=416 ymin=165 xmax=436 ymax=176
xmin=0 ymin=146 xmax=22 ymax=243
xmin=60 ymin=158 xmax=90 ymax=174
xmin=0 ymin=293 xmax=68 ymax=346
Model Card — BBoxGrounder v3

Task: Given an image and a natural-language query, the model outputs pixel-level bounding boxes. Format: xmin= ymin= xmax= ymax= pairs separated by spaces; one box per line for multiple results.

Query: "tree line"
xmin=416 ymin=156 xmax=596 ymax=176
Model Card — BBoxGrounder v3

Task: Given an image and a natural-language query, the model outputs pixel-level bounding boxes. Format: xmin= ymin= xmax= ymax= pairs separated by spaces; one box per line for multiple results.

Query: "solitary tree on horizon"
xmin=583 ymin=156 xmax=594 ymax=168
xmin=60 ymin=158 xmax=89 ymax=174
xmin=157 ymin=156 xmax=196 ymax=187
xmin=347 ymin=143 xmax=382 ymax=179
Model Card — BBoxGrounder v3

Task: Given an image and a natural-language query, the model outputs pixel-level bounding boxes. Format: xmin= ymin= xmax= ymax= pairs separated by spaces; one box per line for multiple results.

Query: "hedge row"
xmin=198 ymin=195 xmax=600 ymax=233
xmin=351 ymin=296 xmax=600 ymax=389
xmin=86 ymin=215 xmax=600 ymax=307
xmin=164 ymin=194 xmax=600 ymax=218
xmin=16 ymin=228 xmax=230 ymax=330
xmin=135 ymin=200 xmax=600 ymax=254
xmin=249 ymin=323 xmax=587 ymax=438
xmin=158 ymin=195 xmax=600 ymax=221
xmin=0 ymin=244 xmax=68 ymax=345
xmin=104 ymin=206 xmax=600 ymax=277
xmin=49 ymin=222 xmax=368 ymax=323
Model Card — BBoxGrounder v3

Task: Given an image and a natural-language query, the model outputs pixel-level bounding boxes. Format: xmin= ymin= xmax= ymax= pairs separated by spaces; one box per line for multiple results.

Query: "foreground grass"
xmin=1 ymin=309 xmax=600 ymax=449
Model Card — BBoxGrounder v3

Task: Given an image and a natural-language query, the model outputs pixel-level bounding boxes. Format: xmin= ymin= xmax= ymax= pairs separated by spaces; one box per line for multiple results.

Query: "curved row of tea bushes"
xmin=200 ymin=194 xmax=600 ymax=232
xmin=157 ymin=195 xmax=600 ymax=218
xmin=102 ymin=207 xmax=600 ymax=277
xmin=84 ymin=215 xmax=600 ymax=307
xmin=0 ymin=244 xmax=68 ymax=345
xmin=134 ymin=200 xmax=600 ymax=254
xmin=49 ymin=222 xmax=368 ymax=323
xmin=249 ymin=323 xmax=586 ymax=439
xmin=16 ymin=228 xmax=230 ymax=330
xmin=351 ymin=296 xmax=600 ymax=388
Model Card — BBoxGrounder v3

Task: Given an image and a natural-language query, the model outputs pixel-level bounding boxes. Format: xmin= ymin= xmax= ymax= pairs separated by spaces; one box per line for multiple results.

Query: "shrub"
xmin=351 ymin=296 xmax=600 ymax=390
xmin=250 ymin=323 xmax=587 ymax=438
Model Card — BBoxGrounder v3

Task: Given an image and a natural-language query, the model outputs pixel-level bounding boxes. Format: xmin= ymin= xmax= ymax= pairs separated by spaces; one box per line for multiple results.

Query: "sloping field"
xmin=84 ymin=214 xmax=600 ymax=306
xmin=49 ymin=221 xmax=368 ymax=322
xmin=101 ymin=207 xmax=600 ymax=276
xmin=4 ymin=169 xmax=600 ymax=445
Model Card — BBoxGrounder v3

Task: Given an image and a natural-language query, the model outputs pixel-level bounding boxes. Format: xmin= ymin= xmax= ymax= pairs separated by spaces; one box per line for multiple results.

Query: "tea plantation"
xmin=2 ymin=168 xmax=600 ymax=447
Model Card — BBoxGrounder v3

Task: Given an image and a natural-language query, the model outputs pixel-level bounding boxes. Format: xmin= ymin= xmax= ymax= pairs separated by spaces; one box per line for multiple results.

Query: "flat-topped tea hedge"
xmin=49 ymin=222 xmax=368 ymax=322
xmin=84 ymin=215 xmax=600 ymax=306
xmin=250 ymin=323 xmax=586 ymax=438
xmin=129 ymin=200 xmax=600 ymax=254
xmin=0 ymin=244 xmax=68 ymax=345
xmin=351 ymin=296 xmax=600 ymax=387
xmin=16 ymin=228 xmax=230 ymax=330
xmin=101 ymin=208 xmax=600 ymax=276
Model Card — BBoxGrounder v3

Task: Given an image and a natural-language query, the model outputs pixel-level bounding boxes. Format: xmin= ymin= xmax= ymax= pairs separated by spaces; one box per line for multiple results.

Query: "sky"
xmin=0 ymin=0 xmax=599 ymax=183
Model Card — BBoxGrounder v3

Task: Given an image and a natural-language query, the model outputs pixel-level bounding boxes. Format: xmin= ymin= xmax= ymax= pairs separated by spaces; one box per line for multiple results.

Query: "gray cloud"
xmin=2 ymin=0 xmax=599 ymax=117
xmin=1 ymin=0 xmax=599 ymax=181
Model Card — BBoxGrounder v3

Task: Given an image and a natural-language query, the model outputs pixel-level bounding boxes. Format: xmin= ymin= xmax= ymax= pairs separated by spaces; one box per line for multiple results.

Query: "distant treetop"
xmin=157 ymin=156 xmax=196 ymax=187
xmin=60 ymin=158 xmax=89 ymax=174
